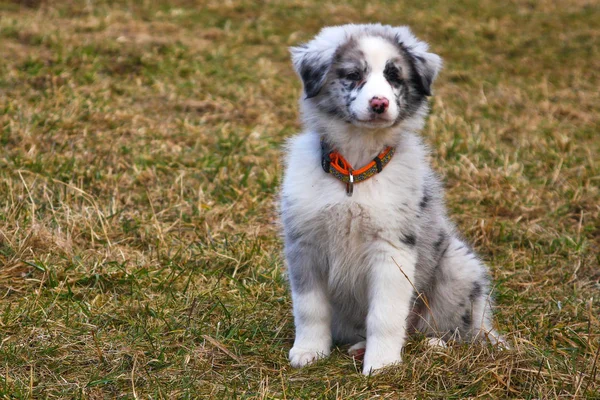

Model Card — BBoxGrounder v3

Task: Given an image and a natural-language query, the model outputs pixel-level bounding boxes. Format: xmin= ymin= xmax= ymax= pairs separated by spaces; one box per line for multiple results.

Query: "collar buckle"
xmin=346 ymin=169 xmax=354 ymax=197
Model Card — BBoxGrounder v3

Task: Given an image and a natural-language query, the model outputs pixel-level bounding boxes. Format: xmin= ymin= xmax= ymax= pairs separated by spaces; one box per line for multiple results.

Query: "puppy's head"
xmin=291 ymin=24 xmax=442 ymax=129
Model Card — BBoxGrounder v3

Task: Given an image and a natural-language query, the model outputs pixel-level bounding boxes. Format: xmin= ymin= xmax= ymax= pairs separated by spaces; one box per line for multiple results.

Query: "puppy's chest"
xmin=300 ymin=198 xmax=406 ymax=255
xmin=296 ymin=174 xmax=418 ymax=250
xmin=322 ymin=203 xmax=384 ymax=244
xmin=309 ymin=201 xmax=404 ymax=295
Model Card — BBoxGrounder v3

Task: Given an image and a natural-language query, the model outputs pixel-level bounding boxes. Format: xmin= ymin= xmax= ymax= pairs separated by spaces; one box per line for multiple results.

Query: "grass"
xmin=0 ymin=0 xmax=598 ymax=398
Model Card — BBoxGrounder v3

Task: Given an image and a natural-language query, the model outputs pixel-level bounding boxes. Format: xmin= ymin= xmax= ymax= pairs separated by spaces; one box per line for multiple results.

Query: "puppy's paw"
xmin=491 ymin=334 xmax=510 ymax=350
xmin=362 ymin=350 xmax=402 ymax=375
xmin=479 ymin=329 xmax=510 ymax=350
xmin=348 ymin=341 xmax=366 ymax=360
xmin=426 ymin=337 xmax=447 ymax=348
xmin=362 ymin=358 xmax=402 ymax=376
xmin=289 ymin=347 xmax=330 ymax=368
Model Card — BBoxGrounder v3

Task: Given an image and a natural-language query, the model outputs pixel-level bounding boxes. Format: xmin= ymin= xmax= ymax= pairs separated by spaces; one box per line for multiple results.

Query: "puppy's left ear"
xmin=410 ymin=51 xmax=442 ymax=97
xmin=290 ymin=44 xmax=332 ymax=99
xmin=392 ymin=26 xmax=442 ymax=97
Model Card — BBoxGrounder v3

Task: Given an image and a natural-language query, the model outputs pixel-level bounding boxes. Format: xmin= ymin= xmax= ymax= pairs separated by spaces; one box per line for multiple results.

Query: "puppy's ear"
xmin=410 ymin=51 xmax=442 ymax=97
xmin=393 ymin=26 xmax=442 ymax=96
xmin=290 ymin=44 xmax=332 ymax=99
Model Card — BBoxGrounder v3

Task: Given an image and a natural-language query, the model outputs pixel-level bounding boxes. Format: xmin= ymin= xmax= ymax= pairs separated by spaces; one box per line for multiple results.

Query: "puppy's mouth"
xmin=354 ymin=115 xmax=395 ymax=127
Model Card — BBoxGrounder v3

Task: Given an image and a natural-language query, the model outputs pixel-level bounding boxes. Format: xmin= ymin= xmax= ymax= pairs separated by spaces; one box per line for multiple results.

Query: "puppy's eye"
xmin=384 ymin=63 xmax=403 ymax=86
xmin=345 ymin=71 xmax=362 ymax=81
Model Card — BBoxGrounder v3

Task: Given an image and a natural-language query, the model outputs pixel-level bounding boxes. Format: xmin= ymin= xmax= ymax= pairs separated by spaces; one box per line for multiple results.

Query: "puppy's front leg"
xmin=286 ymin=242 xmax=332 ymax=368
xmin=289 ymin=283 xmax=332 ymax=368
xmin=362 ymin=251 xmax=415 ymax=375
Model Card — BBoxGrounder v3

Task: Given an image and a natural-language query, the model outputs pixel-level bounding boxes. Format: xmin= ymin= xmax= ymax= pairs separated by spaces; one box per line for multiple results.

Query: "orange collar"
xmin=321 ymin=138 xmax=395 ymax=196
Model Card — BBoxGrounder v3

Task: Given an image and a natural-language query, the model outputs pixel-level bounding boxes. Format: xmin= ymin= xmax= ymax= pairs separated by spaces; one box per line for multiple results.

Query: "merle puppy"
xmin=280 ymin=24 xmax=503 ymax=375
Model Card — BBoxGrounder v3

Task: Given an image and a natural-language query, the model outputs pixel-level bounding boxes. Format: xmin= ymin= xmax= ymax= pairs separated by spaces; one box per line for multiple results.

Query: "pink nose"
xmin=370 ymin=97 xmax=389 ymax=114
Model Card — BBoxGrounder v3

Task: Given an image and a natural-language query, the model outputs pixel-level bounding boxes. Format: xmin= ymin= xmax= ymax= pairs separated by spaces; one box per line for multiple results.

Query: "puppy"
xmin=280 ymin=24 xmax=503 ymax=375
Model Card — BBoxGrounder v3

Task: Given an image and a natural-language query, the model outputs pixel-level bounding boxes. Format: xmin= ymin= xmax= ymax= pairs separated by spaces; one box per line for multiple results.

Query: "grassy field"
xmin=0 ymin=0 xmax=599 ymax=398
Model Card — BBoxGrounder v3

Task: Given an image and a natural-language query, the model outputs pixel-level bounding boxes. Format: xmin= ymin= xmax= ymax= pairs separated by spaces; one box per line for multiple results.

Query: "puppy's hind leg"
xmin=348 ymin=341 xmax=366 ymax=359
xmin=425 ymin=237 xmax=504 ymax=345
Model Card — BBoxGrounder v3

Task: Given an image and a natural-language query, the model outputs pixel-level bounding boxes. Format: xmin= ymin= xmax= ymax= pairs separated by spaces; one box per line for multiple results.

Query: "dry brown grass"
xmin=0 ymin=0 xmax=599 ymax=398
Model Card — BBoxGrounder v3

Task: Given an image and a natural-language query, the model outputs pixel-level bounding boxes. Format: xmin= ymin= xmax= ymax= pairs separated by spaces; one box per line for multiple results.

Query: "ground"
xmin=0 ymin=0 xmax=599 ymax=398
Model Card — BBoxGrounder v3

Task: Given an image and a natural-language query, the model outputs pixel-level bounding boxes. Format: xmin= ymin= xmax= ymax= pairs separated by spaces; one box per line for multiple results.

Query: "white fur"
xmin=349 ymin=37 xmax=401 ymax=125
